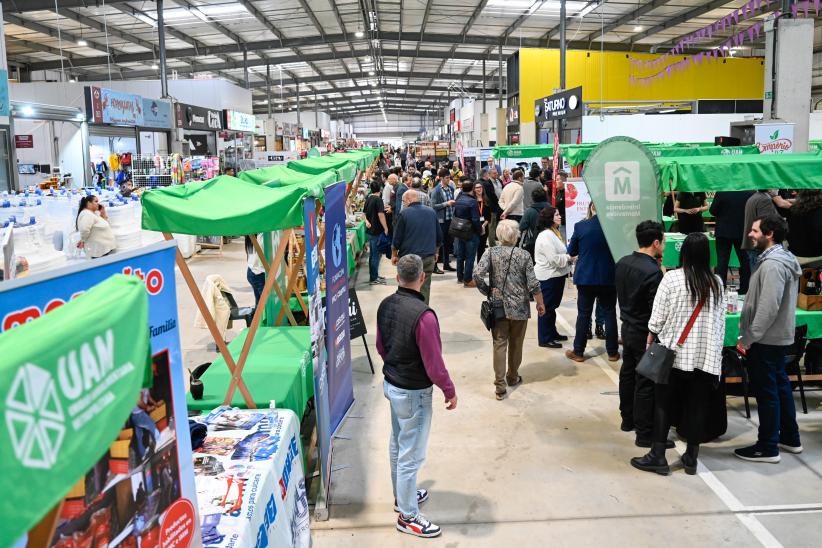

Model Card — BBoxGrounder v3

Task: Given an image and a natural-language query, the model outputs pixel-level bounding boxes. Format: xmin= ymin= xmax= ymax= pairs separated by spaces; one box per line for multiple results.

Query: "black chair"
xmin=220 ymin=290 xmax=255 ymax=328
xmin=785 ymin=324 xmax=809 ymax=414
xmin=727 ymin=325 xmax=810 ymax=417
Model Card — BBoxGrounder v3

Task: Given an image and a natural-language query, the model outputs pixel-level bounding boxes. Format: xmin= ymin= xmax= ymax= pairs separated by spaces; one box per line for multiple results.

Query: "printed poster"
xmin=0 ymin=241 xmax=199 ymax=547
xmin=564 ymin=178 xmax=592 ymax=244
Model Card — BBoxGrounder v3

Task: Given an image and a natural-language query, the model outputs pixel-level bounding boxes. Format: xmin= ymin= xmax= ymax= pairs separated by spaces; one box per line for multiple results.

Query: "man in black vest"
xmin=377 ymin=254 xmax=457 ymax=538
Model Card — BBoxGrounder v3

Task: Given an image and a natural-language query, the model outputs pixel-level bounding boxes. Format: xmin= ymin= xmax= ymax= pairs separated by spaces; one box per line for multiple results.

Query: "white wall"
xmin=348 ymin=113 xmax=428 ymax=143
xmin=582 ymin=113 xmax=756 ymax=143
xmin=10 ymin=79 xmax=253 ymax=113
xmin=257 ymin=111 xmax=331 ymax=132
xmin=13 ymin=119 xmax=85 ymax=188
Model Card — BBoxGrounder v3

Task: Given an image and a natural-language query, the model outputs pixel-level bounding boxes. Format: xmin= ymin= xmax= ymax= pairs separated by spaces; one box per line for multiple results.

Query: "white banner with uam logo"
xmin=192 ymin=408 xmax=309 ymax=548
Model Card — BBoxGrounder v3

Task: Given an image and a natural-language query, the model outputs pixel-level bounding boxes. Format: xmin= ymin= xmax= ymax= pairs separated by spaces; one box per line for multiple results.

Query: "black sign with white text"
xmin=534 ymin=86 xmax=583 ymax=123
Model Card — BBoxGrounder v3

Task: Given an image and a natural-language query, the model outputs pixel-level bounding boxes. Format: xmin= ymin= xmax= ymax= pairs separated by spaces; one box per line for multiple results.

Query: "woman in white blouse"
xmin=631 ymin=232 xmax=725 ymax=476
xmin=534 ymin=206 xmax=575 ymax=349
xmin=76 ymin=195 xmax=116 ymax=258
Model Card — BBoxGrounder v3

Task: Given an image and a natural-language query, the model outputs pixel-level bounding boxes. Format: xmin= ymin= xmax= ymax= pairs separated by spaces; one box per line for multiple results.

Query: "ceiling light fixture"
xmin=368 ymin=70 xmax=375 ymax=76
xmin=151 ymin=63 xmax=159 ymax=70
xmin=633 ymin=25 xmax=643 ymax=32
xmin=355 ymin=30 xmax=364 ymax=38
xmin=577 ymin=0 xmax=601 ymax=18
xmin=21 ymin=106 xmax=34 ymax=116
xmin=77 ymin=39 xmax=88 ymax=47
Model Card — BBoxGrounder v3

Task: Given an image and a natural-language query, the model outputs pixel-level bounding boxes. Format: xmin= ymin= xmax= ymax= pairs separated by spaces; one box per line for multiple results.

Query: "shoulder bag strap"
xmin=676 ymin=297 xmax=706 ymax=347
xmin=499 ymin=247 xmax=516 ymax=295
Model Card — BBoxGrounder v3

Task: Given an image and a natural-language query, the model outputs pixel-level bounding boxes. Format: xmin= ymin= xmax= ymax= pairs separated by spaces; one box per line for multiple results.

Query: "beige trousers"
xmin=491 ymin=318 xmax=528 ymax=394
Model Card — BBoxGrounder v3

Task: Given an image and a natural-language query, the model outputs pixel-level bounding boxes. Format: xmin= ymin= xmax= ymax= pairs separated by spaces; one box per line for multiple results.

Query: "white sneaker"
xmin=396 ymin=513 xmax=441 ymax=538
xmin=778 ymin=443 xmax=803 ymax=454
xmin=393 ymin=489 xmax=429 ymax=512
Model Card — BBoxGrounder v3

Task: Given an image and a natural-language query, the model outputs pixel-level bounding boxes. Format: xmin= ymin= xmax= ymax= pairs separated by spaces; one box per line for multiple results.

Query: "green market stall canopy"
xmin=658 ymin=151 xmax=822 ymax=192
xmin=237 ymin=165 xmax=337 ymax=190
xmin=492 ymin=143 xmax=759 ymax=167
xmin=287 ymin=155 xmax=358 ymax=182
xmin=141 ymin=175 xmax=323 ymax=235
xmin=0 ymin=275 xmax=151 ymax=548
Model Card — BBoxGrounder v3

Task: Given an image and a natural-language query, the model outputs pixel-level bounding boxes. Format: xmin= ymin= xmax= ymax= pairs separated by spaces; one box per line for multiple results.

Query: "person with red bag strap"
xmin=631 ymin=233 xmax=725 ymax=476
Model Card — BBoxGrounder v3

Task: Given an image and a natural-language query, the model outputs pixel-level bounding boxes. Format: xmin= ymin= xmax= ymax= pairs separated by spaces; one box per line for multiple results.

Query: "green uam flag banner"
xmin=0 ymin=275 xmax=151 ymax=547
xmin=581 ymin=137 xmax=662 ymax=262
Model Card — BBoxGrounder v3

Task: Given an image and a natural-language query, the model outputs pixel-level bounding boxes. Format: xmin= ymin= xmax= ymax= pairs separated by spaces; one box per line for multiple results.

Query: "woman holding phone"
xmin=76 ymin=195 xmax=116 ymax=258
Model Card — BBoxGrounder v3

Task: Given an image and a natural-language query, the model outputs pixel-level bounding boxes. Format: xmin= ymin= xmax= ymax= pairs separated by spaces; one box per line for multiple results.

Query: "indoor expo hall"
xmin=1 ymin=2 xmax=822 ymax=548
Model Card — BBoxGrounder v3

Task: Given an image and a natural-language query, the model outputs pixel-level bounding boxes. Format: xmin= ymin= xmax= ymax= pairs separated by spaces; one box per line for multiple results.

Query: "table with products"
xmin=662 ymin=211 xmax=713 ymax=231
xmin=724 ymin=307 xmax=822 ymax=347
xmin=187 ymin=327 xmax=313 ymax=417
xmin=193 ymin=407 xmax=309 ymax=548
xmin=662 ymin=232 xmax=740 ymax=269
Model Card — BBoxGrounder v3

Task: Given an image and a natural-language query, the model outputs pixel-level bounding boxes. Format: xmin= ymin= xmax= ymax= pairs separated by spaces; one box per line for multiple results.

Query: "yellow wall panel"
xmin=518 ymin=48 xmax=764 ymax=124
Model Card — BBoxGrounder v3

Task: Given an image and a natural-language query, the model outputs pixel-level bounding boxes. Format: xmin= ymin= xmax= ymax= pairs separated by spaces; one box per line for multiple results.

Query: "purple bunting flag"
xmin=815 ymin=0 xmax=820 ymax=15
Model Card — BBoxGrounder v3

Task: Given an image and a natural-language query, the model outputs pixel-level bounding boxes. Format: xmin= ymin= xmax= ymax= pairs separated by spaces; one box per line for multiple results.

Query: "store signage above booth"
xmin=224 ymin=110 xmax=256 ymax=132
xmin=142 ymin=98 xmax=173 ymax=129
xmin=85 ymin=86 xmax=144 ymax=126
xmin=175 ymin=102 xmax=223 ymax=131
xmin=14 ymin=135 xmax=33 ymax=148
xmin=535 ymin=86 xmax=583 ymax=123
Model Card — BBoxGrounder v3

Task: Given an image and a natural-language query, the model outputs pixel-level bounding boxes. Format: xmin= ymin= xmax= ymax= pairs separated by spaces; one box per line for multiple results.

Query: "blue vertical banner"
xmin=323 ymin=181 xmax=355 ymax=434
xmin=303 ymin=197 xmax=332 ymax=496
xmin=0 ymin=241 xmax=200 ymax=546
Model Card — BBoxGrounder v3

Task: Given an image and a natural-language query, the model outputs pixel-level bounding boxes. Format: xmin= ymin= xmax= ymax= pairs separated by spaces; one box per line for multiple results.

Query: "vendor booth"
xmin=175 ymin=102 xmax=223 ymax=157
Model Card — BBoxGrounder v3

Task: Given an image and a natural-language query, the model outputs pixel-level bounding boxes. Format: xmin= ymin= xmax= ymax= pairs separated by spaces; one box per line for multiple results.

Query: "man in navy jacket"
xmin=565 ymin=204 xmax=620 ymax=362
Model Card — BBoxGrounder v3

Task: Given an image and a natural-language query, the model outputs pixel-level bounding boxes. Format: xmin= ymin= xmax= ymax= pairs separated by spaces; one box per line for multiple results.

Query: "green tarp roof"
xmin=658 ymin=151 xmax=822 ymax=192
xmin=329 ymin=150 xmax=372 ymax=171
xmin=237 ymin=165 xmax=337 ymax=189
xmin=493 ymin=143 xmax=756 ymax=166
xmin=141 ymin=175 xmax=323 ymax=235
xmin=287 ymin=155 xmax=358 ymax=182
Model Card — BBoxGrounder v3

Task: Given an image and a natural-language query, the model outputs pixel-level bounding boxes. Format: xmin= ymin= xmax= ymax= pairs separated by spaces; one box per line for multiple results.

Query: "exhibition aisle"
xmin=306 ymin=259 xmax=822 ymax=547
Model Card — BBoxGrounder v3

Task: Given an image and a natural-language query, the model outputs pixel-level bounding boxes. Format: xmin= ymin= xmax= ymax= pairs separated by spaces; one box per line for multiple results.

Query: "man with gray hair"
xmin=392 ymin=190 xmax=442 ymax=303
xmin=377 ymin=254 xmax=457 ymax=538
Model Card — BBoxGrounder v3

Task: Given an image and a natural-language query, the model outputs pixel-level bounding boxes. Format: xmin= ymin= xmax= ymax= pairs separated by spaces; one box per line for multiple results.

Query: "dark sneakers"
xmin=396 ymin=514 xmax=442 ymax=538
xmin=393 ymin=489 xmax=429 ymax=512
xmin=734 ymin=444 xmax=781 ymax=463
xmin=778 ymin=442 xmax=803 ymax=454
xmin=596 ymin=324 xmax=606 ymax=340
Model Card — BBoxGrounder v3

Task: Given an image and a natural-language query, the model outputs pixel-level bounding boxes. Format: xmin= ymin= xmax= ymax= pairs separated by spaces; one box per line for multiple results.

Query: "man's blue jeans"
xmin=454 ymin=234 xmax=479 ymax=283
xmin=574 ymin=285 xmax=618 ymax=356
xmin=383 ymin=380 xmax=433 ymax=518
xmin=747 ymin=343 xmax=801 ymax=452
xmin=368 ymin=233 xmax=383 ymax=282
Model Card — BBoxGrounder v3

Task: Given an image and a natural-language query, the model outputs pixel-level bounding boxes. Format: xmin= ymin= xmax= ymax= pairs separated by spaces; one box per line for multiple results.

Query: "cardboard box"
xmin=799 ymin=269 xmax=822 ymax=311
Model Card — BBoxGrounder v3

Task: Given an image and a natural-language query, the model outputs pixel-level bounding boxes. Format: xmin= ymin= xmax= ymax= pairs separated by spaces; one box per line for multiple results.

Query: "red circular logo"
xmin=159 ymin=498 xmax=196 ymax=548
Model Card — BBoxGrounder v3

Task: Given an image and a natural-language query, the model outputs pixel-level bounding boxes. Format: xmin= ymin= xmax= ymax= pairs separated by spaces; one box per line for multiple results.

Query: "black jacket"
xmin=615 ymin=251 xmax=663 ymax=333
xmin=378 ymin=287 xmax=434 ymax=390
xmin=481 ymin=178 xmax=502 ymax=216
xmin=710 ymin=191 xmax=754 ymax=240
xmin=453 ymin=193 xmax=482 ymax=234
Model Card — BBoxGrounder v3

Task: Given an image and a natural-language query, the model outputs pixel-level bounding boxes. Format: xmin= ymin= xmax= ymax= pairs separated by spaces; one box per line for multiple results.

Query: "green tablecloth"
xmin=662 ymin=212 xmax=713 ymax=231
xmin=187 ymin=326 xmax=313 ymax=417
xmin=347 ymin=220 xmax=367 ymax=251
xmin=662 ymin=232 xmax=740 ymax=269
xmin=724 ymin=309 xmax=822 ymax=347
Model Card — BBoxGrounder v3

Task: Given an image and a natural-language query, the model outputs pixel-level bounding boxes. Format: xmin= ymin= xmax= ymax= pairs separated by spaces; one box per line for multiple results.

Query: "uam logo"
xmin=604 ymin=161 xmax=640 ymax=201
xmin=6 ymin=363 xmax=66 ymax=469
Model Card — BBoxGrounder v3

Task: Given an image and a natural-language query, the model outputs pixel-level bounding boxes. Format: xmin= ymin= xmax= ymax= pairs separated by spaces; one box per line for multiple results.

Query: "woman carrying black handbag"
xmin=631 ymin=233 xmax=725 ymax=476
xmin=473 ymin=220 xmax=546 ymax=400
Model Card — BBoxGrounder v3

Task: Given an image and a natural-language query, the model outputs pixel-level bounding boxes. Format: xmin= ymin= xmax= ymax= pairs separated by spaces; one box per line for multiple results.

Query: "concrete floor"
xmin=176 ymin=241 xmax=822 ymax=548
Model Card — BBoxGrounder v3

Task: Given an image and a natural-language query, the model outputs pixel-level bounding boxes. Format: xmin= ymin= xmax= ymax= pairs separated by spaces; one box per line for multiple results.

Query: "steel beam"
xmin=628 ymin=0 xmax=736 ymax=44
xmin=583 ymin=0 xmax=674 ymax=42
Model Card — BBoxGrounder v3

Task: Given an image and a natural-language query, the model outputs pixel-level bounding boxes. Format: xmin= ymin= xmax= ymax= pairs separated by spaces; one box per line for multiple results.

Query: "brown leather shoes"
xmin=463 ymin=280 xmax=477 ymax=288
xmin=608 ymin=353 xmax=621 ymax=362
xmin=565 ymin=350 xmax=585 ymax=362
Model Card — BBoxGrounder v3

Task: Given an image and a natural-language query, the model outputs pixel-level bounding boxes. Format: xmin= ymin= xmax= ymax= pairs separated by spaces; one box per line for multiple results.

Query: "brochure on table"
xmin=0 ymin=241 xmax=200 ymax=547
xmin=193 ymin=407 xmax=309 ymax=547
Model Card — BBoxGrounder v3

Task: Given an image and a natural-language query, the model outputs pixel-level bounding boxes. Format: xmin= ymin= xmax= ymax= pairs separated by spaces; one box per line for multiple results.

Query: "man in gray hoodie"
xmin=734 ymin=214 xmax=803 ymax=463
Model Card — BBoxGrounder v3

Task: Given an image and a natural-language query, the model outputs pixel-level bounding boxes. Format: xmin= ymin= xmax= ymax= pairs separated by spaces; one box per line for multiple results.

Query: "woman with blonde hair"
xmin=474 ymin=220 xmax=546 ymax=400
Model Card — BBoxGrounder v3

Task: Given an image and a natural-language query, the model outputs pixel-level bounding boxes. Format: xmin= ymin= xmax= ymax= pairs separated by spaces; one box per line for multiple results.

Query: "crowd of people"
xmin=370 ymin=147 xmax=822 ymax=539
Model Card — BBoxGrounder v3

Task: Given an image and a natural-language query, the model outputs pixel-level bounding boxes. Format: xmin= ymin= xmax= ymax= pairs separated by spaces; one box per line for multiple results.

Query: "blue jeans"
xmin=538 ymin=277 xmax=565 ymax=343
xmin=574 ymin=285 xmax=618 ymax=356
xmin=454 ymin=234 xmax=479 ymax=282
xmin=747 ymin=343 xmax=801 ymax=452
xmin=368 ymin=233 xmax=383 ymax=281
xmin=246 ymin=268 xmax=266 ymax=305
xmin=383 ymin=380 xmax=433 ymax=518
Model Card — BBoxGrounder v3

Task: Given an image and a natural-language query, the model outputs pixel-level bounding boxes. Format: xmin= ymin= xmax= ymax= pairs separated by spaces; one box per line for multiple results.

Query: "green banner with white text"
xmin=581 ymin=137 xmax=662 ymax=262
xmin=0 ymin=275 xmax=151 ymax=547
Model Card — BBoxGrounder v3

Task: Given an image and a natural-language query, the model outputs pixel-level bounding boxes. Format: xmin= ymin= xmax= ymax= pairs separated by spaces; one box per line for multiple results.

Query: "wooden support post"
xmin=276 ymin=239 xmax=307 ymax=324
xmin=162 ymin=233 xmax=255 ymax=408
xmin=224 ymin=236 xmax=291 ymax=405
xmin=258 ymin=229 xmax=298 ymax=327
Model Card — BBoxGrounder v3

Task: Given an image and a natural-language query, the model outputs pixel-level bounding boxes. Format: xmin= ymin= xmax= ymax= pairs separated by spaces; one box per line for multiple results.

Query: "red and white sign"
xmin=754 ymin=122 xmax=794 ymax=154
xmin=14 ymin=135 xmax=33 ymax=148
